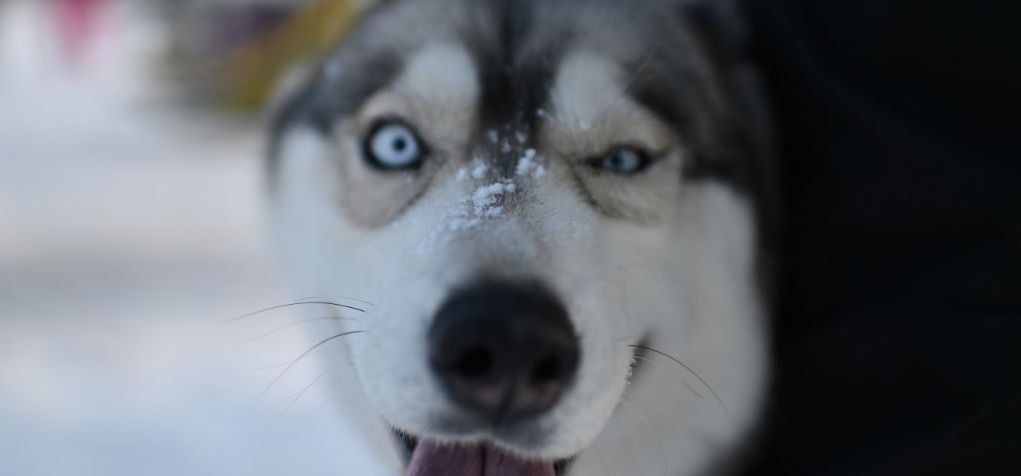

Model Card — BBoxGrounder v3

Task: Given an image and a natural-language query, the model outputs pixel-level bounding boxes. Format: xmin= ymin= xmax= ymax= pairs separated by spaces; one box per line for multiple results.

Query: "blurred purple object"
xmin=55 ymin=0 xmax=108 ymax=65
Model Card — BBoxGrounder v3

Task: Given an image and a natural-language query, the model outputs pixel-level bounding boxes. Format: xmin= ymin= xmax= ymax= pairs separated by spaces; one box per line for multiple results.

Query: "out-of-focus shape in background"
xmin=0 ymin=0 xmax=384 ymax=474
xmin=157 ymin=0 xmax=360 ymax=112
xmin=55 ymin=0 xmax=109 ymax=66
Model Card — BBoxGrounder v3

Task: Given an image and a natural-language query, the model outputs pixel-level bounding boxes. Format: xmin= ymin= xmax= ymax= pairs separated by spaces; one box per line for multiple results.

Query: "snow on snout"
xmin=434 ymin=130 xmax=547 ymax=242
xmin=441 ymin=179 xmax=516 ymax=235
xmin=471 ymin=181 xmax=516 ymax=217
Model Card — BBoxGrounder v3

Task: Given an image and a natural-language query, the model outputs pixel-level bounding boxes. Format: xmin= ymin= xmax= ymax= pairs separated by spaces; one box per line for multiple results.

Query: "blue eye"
xmin=365 ymin=121 xmax=423 ymax=170
xmin=594 ymin=147 xmax=650 ymax=175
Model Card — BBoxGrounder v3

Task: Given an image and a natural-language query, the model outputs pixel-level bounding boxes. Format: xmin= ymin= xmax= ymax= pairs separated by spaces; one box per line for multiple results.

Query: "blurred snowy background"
xmin=0 ymin=1 xmax=377 ymax=474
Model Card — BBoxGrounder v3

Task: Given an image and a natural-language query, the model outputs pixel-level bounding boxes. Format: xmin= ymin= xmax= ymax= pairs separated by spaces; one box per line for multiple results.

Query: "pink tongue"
xmin=407 ymin=440 xmax=555 ymax=476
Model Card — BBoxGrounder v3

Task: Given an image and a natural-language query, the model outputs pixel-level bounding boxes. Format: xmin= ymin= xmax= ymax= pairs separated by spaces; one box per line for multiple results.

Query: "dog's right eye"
xmin=364 ymin=121 xmax=424 ymax=170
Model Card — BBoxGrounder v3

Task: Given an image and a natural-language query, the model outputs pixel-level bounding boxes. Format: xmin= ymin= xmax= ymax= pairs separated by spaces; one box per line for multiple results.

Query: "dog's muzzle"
xmin=406 ymin=281 xmax=580 ymax=475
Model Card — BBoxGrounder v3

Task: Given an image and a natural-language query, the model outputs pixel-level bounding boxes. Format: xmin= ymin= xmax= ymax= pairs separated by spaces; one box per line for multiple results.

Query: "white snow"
xmin=428 ymin=178 xmax=520 ymax=241
xmin=470 ymin=160 xmax=489 ymax=179
xmin=515 ymin=148 xmax=538 ymax=175
xmin=515 ymin=148 xmax=545 ymax=179
xmin=470 ymin=181 xmax=516 ymax=217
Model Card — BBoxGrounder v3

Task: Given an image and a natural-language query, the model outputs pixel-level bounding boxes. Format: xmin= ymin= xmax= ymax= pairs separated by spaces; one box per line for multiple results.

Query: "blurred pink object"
xmin=55 ymin=0 xmax=109 ymax=65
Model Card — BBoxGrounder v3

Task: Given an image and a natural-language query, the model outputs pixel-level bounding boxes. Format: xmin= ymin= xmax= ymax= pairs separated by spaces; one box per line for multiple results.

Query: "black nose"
xmin=429 ymin=281 xmax=580 ymax=425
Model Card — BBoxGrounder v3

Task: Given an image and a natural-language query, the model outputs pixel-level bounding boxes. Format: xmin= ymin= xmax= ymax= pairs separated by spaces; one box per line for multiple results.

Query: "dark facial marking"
xmin=268 ymin=51 xmax=402 ymax=178
xmin=462 ymin=0 xmax=567 ymax=176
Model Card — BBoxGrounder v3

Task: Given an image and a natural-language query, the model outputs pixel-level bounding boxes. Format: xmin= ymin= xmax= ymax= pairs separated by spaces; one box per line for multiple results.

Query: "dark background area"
xmin=745 ymin=0 xmax=1021 ymax=474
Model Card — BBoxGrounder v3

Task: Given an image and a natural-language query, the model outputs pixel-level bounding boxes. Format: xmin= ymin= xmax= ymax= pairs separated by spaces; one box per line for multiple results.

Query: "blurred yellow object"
xmin=224 ymin=0 xmax=360 ymax=112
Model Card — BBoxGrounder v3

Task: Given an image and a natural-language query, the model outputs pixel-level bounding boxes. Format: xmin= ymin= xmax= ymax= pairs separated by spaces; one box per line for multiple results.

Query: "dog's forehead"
xmin=364 ymin=1 xmax=694 ymax=129
xmin=271 ymin=0 xmax=748 ymax=187
xmin=305 ymin=0 xmax=698 ymax=126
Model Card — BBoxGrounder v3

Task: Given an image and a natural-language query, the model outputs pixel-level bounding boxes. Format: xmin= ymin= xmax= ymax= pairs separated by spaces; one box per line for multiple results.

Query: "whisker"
xmin=628 ymin=344 xmax=729 ymax=415
xmin=299 ymin=295 xmax=376 ymax=307
xmin=280 ymin=361 xmax=340 ymax=416
xmin=245 ymin=316 xmax=360 ymax=343
xmin=259 ymin=360 xmax=294 ymax=371
xmin=632 ymin=355 xmax=705 ymax=401
xmin=260 ymin=330 xmax=367 ymax=400
xmin=227 ymin=301 xmax=367 ymax=323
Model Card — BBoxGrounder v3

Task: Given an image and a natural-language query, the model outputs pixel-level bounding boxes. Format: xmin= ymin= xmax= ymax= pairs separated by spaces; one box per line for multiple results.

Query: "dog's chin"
xmin=394 ymin=432 xmax=576 ymax=476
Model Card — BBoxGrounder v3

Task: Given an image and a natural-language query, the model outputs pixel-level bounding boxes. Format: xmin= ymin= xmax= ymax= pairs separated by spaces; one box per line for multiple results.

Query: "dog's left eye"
xmin=364 ymin=121 xmax=424 ymax=170
xmin=592 ymin=147 xmax=651 ymax=175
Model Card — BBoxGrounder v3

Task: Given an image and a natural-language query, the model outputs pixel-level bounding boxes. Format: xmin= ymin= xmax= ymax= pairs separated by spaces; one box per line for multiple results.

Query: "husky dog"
xmin=268 ymin=0 xmax=773 ymax=474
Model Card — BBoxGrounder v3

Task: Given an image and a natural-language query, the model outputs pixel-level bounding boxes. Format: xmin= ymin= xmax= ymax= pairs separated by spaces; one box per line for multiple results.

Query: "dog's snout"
xmin=429 ymin=282 xmax=580 ymax=425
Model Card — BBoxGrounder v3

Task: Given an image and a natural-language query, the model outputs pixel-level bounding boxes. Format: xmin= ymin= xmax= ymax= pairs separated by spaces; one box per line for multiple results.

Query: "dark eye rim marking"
xmin=361 ymin=117 xmax=430 ymax=171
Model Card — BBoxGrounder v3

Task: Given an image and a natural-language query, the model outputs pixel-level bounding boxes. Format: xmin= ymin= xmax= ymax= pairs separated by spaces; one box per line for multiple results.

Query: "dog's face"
xmin=270 ymin=0 xmax=767 ymax=474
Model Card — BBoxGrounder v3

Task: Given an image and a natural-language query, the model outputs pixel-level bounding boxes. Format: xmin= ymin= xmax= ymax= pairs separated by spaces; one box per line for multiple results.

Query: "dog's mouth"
xmin=396 ymin=432 xmax=574 ymax=476
xmin=391 ymin=340 xmax=647 ymax=475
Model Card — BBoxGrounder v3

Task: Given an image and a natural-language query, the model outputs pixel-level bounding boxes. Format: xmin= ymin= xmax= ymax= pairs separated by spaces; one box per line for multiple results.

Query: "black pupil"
xmin=612 ymin=152 xmax=629 ymax=169
xmin=393 ymin=136 xmax=407 ymax=152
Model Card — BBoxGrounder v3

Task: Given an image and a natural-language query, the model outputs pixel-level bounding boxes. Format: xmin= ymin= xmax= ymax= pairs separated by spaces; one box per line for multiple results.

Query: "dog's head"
xmin=269 ymin=0 xmax=769 ymax=474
